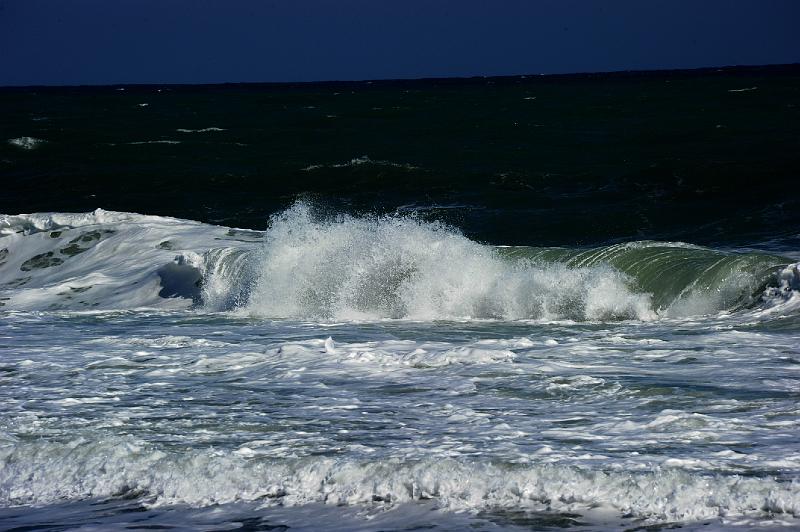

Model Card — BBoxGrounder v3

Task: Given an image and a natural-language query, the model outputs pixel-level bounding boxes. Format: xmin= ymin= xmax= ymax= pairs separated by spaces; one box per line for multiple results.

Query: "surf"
xmin=1 ymin=203 xmax=798 ymax=321
xmin=2 ymin=435 xmax=798 ymax=523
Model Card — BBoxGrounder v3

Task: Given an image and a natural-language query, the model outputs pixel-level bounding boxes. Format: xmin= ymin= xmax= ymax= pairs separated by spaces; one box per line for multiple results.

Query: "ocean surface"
xmin=1 ymin=66 xmax=800 ymax=530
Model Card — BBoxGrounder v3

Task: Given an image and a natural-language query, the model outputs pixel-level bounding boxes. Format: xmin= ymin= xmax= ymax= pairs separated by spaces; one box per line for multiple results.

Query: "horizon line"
xmin=2 ymin=62 xmax=799 ymax=90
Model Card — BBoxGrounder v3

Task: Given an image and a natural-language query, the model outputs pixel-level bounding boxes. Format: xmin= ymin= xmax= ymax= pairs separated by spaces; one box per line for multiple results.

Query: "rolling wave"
xmin=1 ymin=436 xmax=797 ymax=523
xmin=1 ymin=204 xmax=797 ymax=319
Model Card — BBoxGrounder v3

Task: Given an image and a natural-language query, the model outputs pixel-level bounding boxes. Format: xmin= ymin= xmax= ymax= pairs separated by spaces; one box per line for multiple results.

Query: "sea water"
xmin=0 ymin=204 xmax=798 ymax=530
xmin=1 ymin=68 xmax=800 ymax=530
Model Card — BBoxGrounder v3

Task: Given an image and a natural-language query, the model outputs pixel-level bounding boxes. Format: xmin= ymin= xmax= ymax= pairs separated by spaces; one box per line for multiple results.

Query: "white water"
xmin=1 ymin=206 xmax=800 ymax=530
xmin=3 ymin=437 xmax=798 ymax=520
xmin=7 ymin=136 xmax=45 ymax=150
xmin=245 ymin=204 xmax=655 ymax=321
xmin=8 ymin=204 xmax=793 ymax=319
xmin=0 ymin=209 xmax=255 ymax=311
xmin=301 ymin=155 xmax=420 ymax=172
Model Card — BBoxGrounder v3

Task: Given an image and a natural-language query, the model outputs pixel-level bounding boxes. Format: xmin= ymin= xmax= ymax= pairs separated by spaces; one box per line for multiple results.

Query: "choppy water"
xmin=0 ymin=205 xmax=799 ymax=530
xmin=2 ymin=67 xmax=800 ymax=530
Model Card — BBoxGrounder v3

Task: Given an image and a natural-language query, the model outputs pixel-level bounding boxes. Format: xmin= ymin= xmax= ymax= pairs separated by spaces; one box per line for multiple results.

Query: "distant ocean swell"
xmin=1 ymin=202 xmax=798 ymax=320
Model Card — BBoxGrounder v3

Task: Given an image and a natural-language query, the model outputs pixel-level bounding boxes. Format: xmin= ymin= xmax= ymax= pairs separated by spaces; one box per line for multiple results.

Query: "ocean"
xmin=1 ymin=65 xmax=799 ymax=530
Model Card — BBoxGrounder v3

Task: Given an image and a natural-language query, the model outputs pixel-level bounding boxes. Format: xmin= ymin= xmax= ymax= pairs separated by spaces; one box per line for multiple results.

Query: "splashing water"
xmin=244 ymin=203 xmax=655 ymax=321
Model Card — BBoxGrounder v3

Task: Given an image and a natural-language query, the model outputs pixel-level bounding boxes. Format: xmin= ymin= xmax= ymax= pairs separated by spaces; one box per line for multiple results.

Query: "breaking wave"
xmin=244 ymin=204 xmax=653 ymax=320
xmin=1 ymin=203 xmax=797 ymax=320
xmin=1 ymin=436 xmax=797 ymax=524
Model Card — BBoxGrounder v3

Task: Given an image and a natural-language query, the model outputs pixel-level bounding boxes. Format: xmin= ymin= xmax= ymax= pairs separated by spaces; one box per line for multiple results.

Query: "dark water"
xmin=2 ymin=65 xmax=799 ymax=248
xmin=3 ymin=66 xmax=800 ymax=531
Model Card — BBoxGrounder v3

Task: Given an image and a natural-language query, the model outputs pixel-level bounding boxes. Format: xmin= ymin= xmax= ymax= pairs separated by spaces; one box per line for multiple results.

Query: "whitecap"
xmin=1 ymin=438 xmax=798 ymax=525
xmin=175 ymin=127 xmax=226 ymax=133
xmin=301 ymin=155 xmax=419 ymax=172
xmin=7 ymin=137 xmax=44 ymax=150
xmin=244 ymin=203 xmax=654 ymax=321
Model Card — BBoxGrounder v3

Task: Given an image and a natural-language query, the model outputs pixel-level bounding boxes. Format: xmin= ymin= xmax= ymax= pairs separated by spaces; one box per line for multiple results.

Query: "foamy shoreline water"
xmin=1 ymin=206 xmax=799 ymax=529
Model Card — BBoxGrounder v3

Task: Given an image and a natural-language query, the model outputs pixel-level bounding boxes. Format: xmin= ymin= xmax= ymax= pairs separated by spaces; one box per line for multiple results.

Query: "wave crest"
xmin=245 ymin=203 xmax=654 ymax=321
xmin=1 ymin=205 xmax=796 ymax=320
xmin=1 ymin=437 xmax=797 ymax=524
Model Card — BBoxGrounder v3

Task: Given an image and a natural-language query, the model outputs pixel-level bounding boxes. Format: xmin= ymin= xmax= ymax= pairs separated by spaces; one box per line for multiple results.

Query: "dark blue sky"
xmin=1 ymin=0 xmax=798 ymax=86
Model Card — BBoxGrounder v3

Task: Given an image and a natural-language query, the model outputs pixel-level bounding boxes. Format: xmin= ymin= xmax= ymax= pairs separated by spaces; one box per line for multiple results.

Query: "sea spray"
xmin=244 ymin=203 xmax=655 ymax=320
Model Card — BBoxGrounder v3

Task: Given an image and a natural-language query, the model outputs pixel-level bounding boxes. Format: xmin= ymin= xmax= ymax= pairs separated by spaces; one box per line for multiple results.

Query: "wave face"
xmin=1 ymin=204 xmax=798 ymax=320
xmin=501 ymin=243 xmax=794 ymax=317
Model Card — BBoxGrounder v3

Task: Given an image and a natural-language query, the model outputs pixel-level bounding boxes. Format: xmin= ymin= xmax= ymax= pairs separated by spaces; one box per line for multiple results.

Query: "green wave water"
xmin=500 ymin=243 xmax=792 ymax=314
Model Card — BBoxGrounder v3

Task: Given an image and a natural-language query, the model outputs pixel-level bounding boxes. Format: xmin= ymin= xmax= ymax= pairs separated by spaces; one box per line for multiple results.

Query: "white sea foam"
xmin=301 ymin=155 xmax=419 ymax=172
xmin=7 ymin=137 xmax=44 ymax=150
xmin=0 ymin=209 xmax=253 ymax=311
xmin=0 ymin=437 xmax=796 ymax=525
xmin=2 ymin=205 xmax=797 ymax=320
xmin=2 ymin=251 xmax=800 ymax=529
xmin=176 ymin=127 xmax=226 ymax=133
xmin=245 ymin=203 xmax=655 ymax=321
